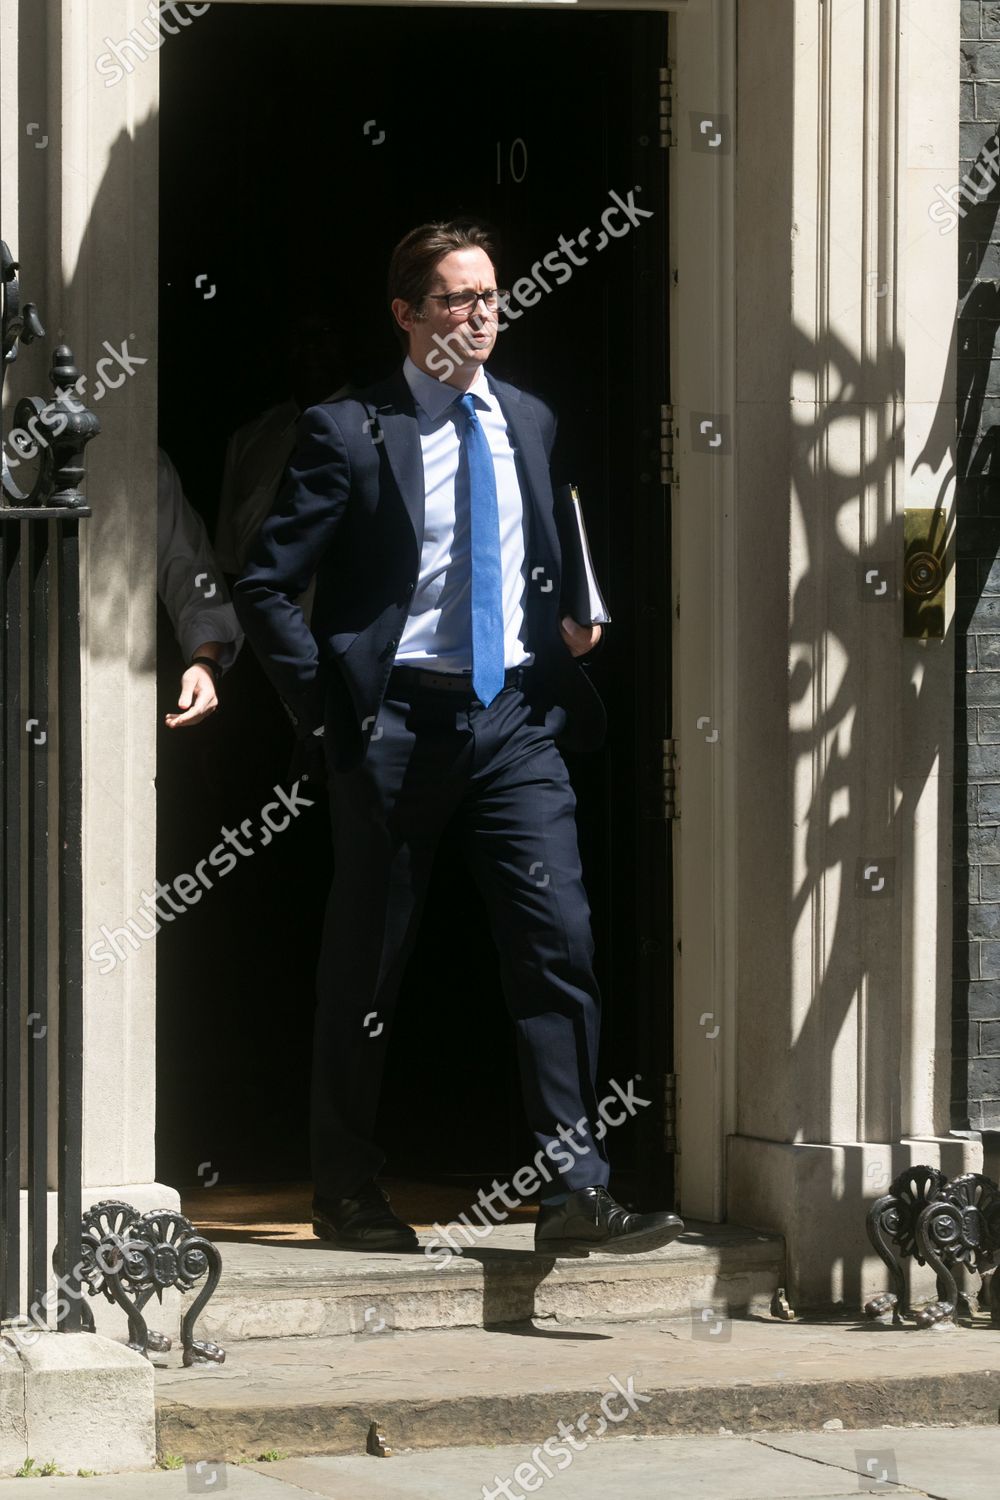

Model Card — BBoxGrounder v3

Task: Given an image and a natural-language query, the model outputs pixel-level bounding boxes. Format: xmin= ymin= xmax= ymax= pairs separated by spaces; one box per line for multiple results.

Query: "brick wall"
xmin=955 ymin=0 xmax=1000 ymax=1128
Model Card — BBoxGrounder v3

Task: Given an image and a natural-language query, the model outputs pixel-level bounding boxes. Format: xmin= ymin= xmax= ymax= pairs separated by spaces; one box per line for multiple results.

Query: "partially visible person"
xmin=213 ymin=310 xmax=352 ymax=598
xmin=211 ymin=311 xmax=350 ymax=777
xmin=157 ymin=447 xmax=243 ymax=728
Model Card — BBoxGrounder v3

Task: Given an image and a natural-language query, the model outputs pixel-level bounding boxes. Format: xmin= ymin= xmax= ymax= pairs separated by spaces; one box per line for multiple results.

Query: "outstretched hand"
xmin=165 ymin=665 xmax=219 ymax=728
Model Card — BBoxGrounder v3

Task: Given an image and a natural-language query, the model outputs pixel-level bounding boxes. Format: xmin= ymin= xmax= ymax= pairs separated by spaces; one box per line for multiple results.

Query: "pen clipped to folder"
xmin=553 ymin=482 xmax=611 ymax=626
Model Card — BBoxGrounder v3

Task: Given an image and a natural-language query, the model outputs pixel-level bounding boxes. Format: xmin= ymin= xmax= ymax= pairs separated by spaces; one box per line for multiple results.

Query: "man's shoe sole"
xmin=312 ymin=1217 xmax=419 ymax=1253
xmin=533 ymin=1220 xmax=684 ymax=1259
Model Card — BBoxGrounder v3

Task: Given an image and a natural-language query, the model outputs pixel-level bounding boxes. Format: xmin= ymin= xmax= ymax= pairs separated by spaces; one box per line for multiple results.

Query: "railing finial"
xmin=1 ymin=242 xmax=99 ymax=510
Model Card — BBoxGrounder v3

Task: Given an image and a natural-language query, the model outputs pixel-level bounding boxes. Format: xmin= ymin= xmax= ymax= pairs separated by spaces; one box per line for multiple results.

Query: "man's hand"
xmin=560 ymin=616 xmax=603 ymax=657
xmin=165 ymin=665 xmax=219 ymax=728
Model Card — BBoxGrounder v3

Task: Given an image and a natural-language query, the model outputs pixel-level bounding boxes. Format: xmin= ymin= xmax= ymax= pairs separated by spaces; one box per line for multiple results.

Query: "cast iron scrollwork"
xmin=863 ymin=1165 xmax=948 ymax=1322
xmin=863 ymin=1166 xmax=1000 ymax=1328
xmin=912 ymin=1174 xmax=1000 ymax=1327
xmin=58 ymin=1199 xmax=225 ymax=1366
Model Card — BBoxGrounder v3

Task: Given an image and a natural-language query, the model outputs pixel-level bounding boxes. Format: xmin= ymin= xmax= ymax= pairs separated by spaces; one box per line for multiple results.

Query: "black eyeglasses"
xmin=424 ymin=288 xmax=508 ymax=314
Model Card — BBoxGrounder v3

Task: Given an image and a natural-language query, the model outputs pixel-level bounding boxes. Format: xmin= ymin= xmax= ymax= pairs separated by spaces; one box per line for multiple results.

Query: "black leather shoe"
xmin=312 ymin=1181 xmax=418 ymax=1252
xmin=534 ymin=1186 xmax=684 ymax=1258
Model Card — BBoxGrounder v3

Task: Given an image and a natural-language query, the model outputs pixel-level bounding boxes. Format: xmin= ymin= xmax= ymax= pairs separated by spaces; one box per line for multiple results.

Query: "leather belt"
xmin=387 ymin=664 xmax=531 ymax=695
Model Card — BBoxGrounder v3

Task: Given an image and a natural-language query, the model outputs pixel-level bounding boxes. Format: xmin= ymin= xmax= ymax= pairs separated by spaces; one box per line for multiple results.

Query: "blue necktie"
xmin=456 ymin=393 xmax=505 ymax=706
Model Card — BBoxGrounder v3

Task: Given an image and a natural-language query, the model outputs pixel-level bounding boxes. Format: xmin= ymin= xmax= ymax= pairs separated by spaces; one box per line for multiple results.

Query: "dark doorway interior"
xmin=156 ymin=4 xmax=673 ymax=1206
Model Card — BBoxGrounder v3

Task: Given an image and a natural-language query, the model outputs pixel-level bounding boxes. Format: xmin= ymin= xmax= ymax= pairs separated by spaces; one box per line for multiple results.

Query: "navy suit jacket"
xmin=232 ymin=364 xmax=608 ymax=771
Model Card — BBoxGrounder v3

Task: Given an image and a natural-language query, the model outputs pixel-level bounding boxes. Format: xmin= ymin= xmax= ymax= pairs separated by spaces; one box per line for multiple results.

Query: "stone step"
xmin=183 ymin=1222 xmax=785 ymax=1345
xmin=153 ymin=1313 xmax=1000 ymax=1465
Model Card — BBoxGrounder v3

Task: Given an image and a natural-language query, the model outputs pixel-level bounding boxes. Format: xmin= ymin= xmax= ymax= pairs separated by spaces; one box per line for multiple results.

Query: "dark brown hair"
xmin=386 ymin=220 xmax=500 ymax=348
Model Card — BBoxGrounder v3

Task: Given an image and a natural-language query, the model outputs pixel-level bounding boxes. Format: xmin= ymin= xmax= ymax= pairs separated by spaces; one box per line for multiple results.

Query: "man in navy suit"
xmin=234 ymin=221 xmax=683 ymax=1258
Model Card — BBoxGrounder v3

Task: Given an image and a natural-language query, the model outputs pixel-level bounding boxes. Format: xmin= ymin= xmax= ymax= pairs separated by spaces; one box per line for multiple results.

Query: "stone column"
xmin=725 ymin=0 xmax=977 ymax=1307
xmin=58 ymin=0 xmax=173 ymax=1220
xmin=3 ymin=0 xmax=177 ymax=1344
xmin=0 ymin=4 xmax=174 ymax=1456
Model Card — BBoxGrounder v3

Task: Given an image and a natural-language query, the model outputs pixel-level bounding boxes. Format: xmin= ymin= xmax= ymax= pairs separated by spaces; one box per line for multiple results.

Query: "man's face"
xmin=392 ymin=247 xmax=500 ymax=385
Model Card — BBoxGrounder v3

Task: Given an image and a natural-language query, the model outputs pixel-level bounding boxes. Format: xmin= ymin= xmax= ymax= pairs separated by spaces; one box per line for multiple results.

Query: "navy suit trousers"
xmin=310 ymin=667 xmax=611 ymax=1200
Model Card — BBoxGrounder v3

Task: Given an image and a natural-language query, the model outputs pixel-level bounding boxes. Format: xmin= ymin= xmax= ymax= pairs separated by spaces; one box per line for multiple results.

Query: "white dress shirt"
xmin=396 ymin=355 xmax=533 ymax=672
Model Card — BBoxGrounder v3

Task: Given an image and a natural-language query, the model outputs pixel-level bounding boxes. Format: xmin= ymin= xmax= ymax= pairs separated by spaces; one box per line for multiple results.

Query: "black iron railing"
xmin=1 ymin=239 xmax=97 ymax=1331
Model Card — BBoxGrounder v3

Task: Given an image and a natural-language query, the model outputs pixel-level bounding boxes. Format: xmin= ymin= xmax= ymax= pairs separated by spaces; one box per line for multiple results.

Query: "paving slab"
xmin=155 ymin=1312 xmax=1000 ymax=1461
xmin=0 ymin=1468 xmax=307 ymax=1498
xmin=258 ymin=1433 xmax=933 ymax=1499
xmin=9 ymin=1428 xmax=1000 ymax=1498
xmin=764 ymin=1426 xmax=1000 ymax=1500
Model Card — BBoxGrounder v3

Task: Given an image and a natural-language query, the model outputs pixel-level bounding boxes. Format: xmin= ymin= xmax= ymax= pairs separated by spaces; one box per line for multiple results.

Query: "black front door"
xmin=156 ymin=2 xmax=673 ymax=1204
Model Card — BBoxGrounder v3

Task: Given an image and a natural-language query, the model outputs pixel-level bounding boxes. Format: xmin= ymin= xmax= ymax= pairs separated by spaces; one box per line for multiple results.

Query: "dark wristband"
xmin=190 ymin=655 xmax=222 ymax=687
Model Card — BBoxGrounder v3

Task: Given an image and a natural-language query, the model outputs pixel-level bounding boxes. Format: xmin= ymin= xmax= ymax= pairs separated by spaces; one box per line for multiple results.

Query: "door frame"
xmin=47 ymin=0 xmax=736 ymax=1221
xmin=198 ymin=0 xmax=738 ymax=1223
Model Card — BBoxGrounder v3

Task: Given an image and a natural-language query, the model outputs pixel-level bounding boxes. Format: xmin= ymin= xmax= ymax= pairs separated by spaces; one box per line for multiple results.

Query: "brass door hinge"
xmin=661 ymin=402 xmax=676 ymax=488
xmin=662 ymin=736 xmax=679 ymax=820
xmin=660 ymin=66 xmax=676 ymax=148
xmin=663 ymin=1072 xmax=677 ymax=1153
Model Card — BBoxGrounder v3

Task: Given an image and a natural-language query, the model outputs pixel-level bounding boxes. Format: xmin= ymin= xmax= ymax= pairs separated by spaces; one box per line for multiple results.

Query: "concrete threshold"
xmin=186 ymin=1221 xmax=784 ymax=1344
xmin=154 ymin=1312 xmax=1000 ymax=1463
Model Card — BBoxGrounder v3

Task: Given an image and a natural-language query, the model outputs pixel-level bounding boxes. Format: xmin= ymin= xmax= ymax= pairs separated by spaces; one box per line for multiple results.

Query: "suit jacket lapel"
xmin=486 ymin=373 xmax=560 ymax=563
xmin=362 ymin=366 xmax=426 ymax=560
xmin=359 ymin=364 xmax=561 ymax=571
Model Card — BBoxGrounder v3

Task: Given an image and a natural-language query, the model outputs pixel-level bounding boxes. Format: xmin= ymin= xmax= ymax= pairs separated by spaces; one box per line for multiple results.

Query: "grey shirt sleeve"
xmin=156 ymin=448 xmax=244 ymax=672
